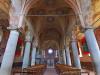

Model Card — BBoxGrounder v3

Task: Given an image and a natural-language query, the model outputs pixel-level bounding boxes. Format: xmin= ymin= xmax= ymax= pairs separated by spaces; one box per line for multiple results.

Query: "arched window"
xmin=48 ymin=48 xmax=53 ymax=54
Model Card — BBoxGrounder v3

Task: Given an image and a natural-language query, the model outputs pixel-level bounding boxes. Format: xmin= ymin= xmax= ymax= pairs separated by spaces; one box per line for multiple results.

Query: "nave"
xmin=0 ymin=0 xmax=100 ymax=75
xmin=44 ymin=68 xmax=58 ymax=75
xmin=11 ymin=64 xmax=95 ymax=75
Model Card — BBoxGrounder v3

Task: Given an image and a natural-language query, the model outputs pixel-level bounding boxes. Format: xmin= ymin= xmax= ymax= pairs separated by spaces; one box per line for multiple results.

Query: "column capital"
xmin=70 ymin=39 xmax=77 ymax=42
xmin=7 ymin=26 xmax=20 ymax=31
xmin=25 ymin=32 xmax=32 ymax=43
xmin=32 ymin=39 xmax=38 ymax=48
xmin=84 ymin=25 xmax=94 ymax=31
xmin=25 ymin=40 xmax=32 ymax=43
xmin=25 ymin=37 xmax=32 ymax=43
xmin=71 ymin=30 xmax=77 ymax=40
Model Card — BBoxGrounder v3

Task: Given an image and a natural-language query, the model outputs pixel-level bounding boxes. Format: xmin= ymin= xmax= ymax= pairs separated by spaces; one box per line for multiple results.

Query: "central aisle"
xmin=44 ymin=68 xmax=58 ymax=75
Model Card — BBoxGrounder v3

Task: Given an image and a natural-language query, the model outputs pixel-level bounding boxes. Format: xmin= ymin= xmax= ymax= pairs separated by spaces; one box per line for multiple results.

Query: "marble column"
xmin=42 ymin=50 xmax=45 ymax=58
xmin=55 ymin=50 xmax=58 ymax=58
xmin=85 ymin=27 xmax=100 ymax=75
xmin=22 ymin=41 xmax=31 ymax=68
xmin=41 ymin=50 xmax=44 ymax=63
xmin=78 ymin=42 xmax=83 ymax=57
xmin=63 ymin=50 xmax=66 ymax=64
xmin=65 ymin=47 xmax=72 ymax=66
xmin=31 ymin=47 xmax=36 ymax=66
xmin=0 ymin=30 xmax=19 ymax=75
xmin=58 ymin=50 xmax=61 ymax=63
xmin=71 ymin=40 xmax=81 ymax=69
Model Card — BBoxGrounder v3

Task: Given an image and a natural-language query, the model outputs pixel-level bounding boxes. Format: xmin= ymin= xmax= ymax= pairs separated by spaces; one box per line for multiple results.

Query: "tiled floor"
xmin=44 ymin=68 xmax=58 ymax=75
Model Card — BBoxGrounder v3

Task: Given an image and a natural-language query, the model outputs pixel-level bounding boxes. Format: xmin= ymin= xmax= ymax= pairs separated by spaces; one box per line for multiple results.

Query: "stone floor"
xmin=44 ymin=68 xmax=58 ymax=75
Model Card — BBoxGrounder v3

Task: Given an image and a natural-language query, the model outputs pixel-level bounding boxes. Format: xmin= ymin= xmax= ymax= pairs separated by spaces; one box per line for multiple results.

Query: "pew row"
xmin=55 ymin=64 xmax=82 ymax=75
xmin=12 ymin=64 xmax=46 ymax=75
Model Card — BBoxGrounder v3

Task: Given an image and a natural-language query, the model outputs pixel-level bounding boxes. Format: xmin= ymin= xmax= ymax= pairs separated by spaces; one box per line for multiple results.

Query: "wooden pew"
xmin=12 ymin=64 xmax=46 ymax=75
xmin=55 ymin=64 xmax=81 ymax=75
xmin=81 ymin=62 xmax=94 ymax=71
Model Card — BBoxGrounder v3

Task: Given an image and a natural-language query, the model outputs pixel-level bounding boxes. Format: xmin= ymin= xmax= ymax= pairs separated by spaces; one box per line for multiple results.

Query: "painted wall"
xmin=95 ymin=28 xmax=100 ymax=48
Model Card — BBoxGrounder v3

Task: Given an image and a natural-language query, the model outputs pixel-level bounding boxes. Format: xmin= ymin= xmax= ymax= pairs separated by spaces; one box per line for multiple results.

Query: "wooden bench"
xmin=55 ymin=64 xmax=81 ymax=75
xmin=12 ymin=64 xmax=46 ymax=75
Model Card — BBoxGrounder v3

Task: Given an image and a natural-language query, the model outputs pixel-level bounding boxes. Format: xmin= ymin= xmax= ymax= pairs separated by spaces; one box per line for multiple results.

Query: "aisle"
xmin=44 ymin=68 xmax=58 ymax=75
xmin=81 ymin=69 xmax=95 ymax=75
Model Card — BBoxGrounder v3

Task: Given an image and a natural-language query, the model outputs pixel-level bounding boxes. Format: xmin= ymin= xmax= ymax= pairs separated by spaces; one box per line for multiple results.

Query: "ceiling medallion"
xmin=44 ymin=0 xmax=56 ymax=6
xmin=47 ymin=16 xmax=55 ymax=22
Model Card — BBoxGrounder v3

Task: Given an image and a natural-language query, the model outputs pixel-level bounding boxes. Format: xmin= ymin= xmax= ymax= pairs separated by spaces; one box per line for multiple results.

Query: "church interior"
xmin=0 ymin=0 xmax=100 ymax=75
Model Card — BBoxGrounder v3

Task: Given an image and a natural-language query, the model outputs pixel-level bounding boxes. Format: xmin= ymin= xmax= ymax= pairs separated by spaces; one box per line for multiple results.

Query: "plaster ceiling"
xmin=27 ymin=0 xmax=75 ymax=50
xmin=0 ymin=0 xmax=99 ymax=50
xmin=0 ymin=0 xmax=10 ymax=28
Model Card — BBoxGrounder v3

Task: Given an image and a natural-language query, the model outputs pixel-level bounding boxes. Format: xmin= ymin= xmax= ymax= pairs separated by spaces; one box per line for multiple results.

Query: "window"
xmin=48 ymin=48 xmax=53 ymax=54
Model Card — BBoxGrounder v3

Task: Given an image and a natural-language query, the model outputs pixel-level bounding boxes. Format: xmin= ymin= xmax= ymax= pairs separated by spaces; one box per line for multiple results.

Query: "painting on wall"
xmin=80 ymin=36 xmax=90 ymax=55
xmin=15 ymin=33 xmax=24 ymax=57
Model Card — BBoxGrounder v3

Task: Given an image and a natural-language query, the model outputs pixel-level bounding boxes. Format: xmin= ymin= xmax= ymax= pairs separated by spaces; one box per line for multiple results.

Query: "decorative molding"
xmin=84 ymin=25 xmax=94 ymax=31
xmin=7 ymin=26 xmax=19 ymax=30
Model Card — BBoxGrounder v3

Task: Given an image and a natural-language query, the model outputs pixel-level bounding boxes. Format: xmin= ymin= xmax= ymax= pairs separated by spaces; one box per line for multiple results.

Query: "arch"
xmin=23 ymin=0 xmax=79 ymax=15
xmin=0 ymin=0 xmax=10 ymax=15
xmin=40 ymin=40 xmax=59 ymax=50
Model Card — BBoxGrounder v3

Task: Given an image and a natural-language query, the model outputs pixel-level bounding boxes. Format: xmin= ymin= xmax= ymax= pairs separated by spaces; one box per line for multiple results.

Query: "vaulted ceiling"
xmin=0 ymin=0 xmax=10 ymax=29
xmin=27 ymin=0 xmax=75 ymax=50
xmin=0 ymin=0 xmax=99 ymax=50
